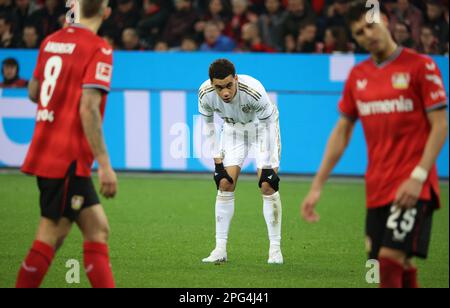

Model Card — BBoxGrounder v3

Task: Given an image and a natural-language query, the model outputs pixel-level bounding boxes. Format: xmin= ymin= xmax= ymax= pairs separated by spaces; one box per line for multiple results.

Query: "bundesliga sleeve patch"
xmin=95 ymin=62 xmax=112 ymax=83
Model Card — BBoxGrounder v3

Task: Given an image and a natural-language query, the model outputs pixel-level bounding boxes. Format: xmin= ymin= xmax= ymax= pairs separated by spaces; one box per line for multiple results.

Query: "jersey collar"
xmin=371 ymin=47 xmax=403 ymax=69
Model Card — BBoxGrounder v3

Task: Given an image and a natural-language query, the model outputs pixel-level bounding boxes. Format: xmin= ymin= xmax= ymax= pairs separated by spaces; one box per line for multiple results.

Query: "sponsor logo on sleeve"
xmin=95 ymin=62 xmax=112 ymax=83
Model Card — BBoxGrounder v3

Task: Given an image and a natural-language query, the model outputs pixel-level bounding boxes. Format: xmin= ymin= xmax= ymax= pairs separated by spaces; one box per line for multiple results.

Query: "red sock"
xmin=16 ymin=241 xmax=55 ymax=288
xmin=83 ymin=242 xmax=115 ymax=288
xmin=403 ymin=267 xmax=419 ymax=288
xmin=379 ymin=257 xmax=404 ymax=288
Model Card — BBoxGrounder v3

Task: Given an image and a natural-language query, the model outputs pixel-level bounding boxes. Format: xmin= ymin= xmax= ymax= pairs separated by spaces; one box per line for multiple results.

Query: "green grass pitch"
xmin=0 ymin=173 xmax=448 ymax=288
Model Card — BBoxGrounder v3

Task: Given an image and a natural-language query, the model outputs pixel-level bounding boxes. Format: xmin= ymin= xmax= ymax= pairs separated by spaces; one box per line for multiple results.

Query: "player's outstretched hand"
xmin=98 ymin=166 xmax=118 ymax=199
xmin=394 ymin=178 xmax=422 ymax=209
xmin=301 ymin=189 xmax=321 ymax=223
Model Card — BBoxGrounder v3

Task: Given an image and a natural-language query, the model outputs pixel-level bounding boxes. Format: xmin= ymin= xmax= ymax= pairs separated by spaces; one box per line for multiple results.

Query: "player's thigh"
xmin=257 ymin=167 xmax=279 ymax=178
xmin=254 ymin=122 xmax=281 ymax=170
xmin=35 ymin=217 xmax=73 ymax=248
xmin=221 ymin=125 xmax=248 ymax=170
xmin=76 ymin=204 xmax=110 ymax=243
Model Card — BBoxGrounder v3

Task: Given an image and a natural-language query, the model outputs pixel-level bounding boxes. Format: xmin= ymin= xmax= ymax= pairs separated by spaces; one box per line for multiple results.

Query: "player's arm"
xmin=395 ymin=108 xmax=448 ymax=209
xmin=301 ymin=116 xmax=356 ymax=222
xmin=395 ymin=59 xmax=449 ymax=209
xmin=79 ymin=88 xmax=117 ymax=199
xmin=256 ymin=101 xmax=280 ymax=191
xmin=28 ymin=77 xmax=39 ymax=103
xmin=199 ymin=94 xmax=233 ymax=189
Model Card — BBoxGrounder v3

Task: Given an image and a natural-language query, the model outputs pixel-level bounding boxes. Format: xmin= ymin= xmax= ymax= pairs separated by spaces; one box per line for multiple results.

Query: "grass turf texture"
xmin=0 ymin=173 xmax=448 ymax=288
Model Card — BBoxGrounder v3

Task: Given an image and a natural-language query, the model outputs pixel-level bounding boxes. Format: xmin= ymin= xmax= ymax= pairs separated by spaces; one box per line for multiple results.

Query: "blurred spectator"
xmin=29 ymin=0 xmax=65 ymax=39
xmin=388 ymin=0 xmax=423 ymax=44
xmin=0 ymin=57 xmax=27 ymax=88
xmin=200 ymin=20 xmax=236 ymax=51
xmin=180 ymin=35 xmax=199 ymax=51
xmin=311 ymin=0 xmax=325 ymax=16
xmin=0 ymin=0 xmax=446 ymax=56
xmin=154 ymin=39 xmax=169 ymax=51
xmin=393 ymin=21 xmax=416 ymax=49
xmin=121 ymin=27 xmax=145 ymax=50
xmin=163 ymin=0 xmax=198 ymax=47
xmin=424 ymin=0 xmax=449 ymax=50
xmin=281 ymin=0 xmax=315 ymax=39
xmin=0 ymin=0 xmax=14 ymax=15
xmin=317 ymin=25 xmax=351 ymax=53
xmin=324 ymin=0 xmax=350 ymax=28
xmin=258 ymin=0 xmax=287 ymax=51
xmin=102 ymin=0 xmax=141 ymax=43
xmin=239 ymin=21 xmax=275 ymax=52
xmin=283 ymin=33 xmax=296 ymax=52
xmin=195 ymin=0 xmax=230 ymax=39
xmin=225 ymin=0 xmax=258 ymax=44
xmin=18 ymin=23 xmax=40 ymax=48
xmin=102 ymin=31 xmax=117 ymax=49
xmin=137 ymin=0 xmax=171 ymax=49
xmin=0 ymin=12 xmax=16 ymax=48
xmin=417 ymin=24 xmax=443 ymax=54
xmin=13 ymin=0 xmax=38 ymax=36
xmin=248 ymin=0 xmax=266 ymax=14
xmin=296 ymin=21 xmax=317 ymax=53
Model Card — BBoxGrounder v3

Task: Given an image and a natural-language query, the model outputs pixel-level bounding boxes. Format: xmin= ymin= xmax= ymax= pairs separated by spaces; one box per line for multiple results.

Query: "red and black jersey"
xmin=22 ymin=24 xmax=113 ymax=179
xmin=339 ymin=48 xmax=447 ymax=209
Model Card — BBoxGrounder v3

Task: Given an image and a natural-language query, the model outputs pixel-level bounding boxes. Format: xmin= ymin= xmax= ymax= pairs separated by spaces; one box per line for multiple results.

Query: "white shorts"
xmin=220 ymin=121 xmax=281 ymax=169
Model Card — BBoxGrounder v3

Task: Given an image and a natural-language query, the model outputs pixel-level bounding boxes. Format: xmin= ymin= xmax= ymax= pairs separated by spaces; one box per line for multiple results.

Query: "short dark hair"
xmin=81 ymin=0 xmax=106 ymax=18
xmin=209 ymin=59 xmax=236 ymax=81
xmin=346 ymin=0 xmax=389 ymax=27
xmin=2 ymin=58 xmax=18 ymax=68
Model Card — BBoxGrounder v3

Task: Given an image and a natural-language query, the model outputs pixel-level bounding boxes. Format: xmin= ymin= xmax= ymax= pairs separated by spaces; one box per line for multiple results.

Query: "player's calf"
xmin=379 ymin=247 xmax=408 ymax=288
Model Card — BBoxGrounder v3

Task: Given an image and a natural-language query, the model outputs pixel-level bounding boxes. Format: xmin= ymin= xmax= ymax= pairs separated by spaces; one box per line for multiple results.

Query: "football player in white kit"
xmin=199 ymin=59 xmax=283 ymax=264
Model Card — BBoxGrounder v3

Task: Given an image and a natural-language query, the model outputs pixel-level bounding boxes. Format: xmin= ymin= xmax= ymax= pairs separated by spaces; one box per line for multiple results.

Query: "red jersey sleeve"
xmin=416 ymin=57 xmax=448 ymax=112
xmin=338 ymin=70 xmax=358 ymax=120
xmin=82 ymin=44 xmax=113 ymax=93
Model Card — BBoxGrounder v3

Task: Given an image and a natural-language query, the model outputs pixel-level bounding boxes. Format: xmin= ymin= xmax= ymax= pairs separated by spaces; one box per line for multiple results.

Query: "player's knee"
xmin=84 ymin=223 xmax=110 ymax=243
xmin=55 ymin=235 xmax=67 ymax=251
xmin=219 ymin=179 xmax=235 ymax=192
xmin=378 ymin=248 xmax=406 ymax=264
xmin=260 ymin=182 xmax=276 ymax=196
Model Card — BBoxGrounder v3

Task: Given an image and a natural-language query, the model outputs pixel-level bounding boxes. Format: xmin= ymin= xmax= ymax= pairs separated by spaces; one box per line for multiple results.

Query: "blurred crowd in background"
xmin=0 ymin=0 xmax=449 ymax=55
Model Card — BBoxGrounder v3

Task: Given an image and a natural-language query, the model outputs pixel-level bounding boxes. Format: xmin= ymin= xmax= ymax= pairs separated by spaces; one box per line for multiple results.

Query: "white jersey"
xmin=198 ymin=75 xmax=281 ymax=169
xmin=198 ymin=75 xmax=278 ymax=125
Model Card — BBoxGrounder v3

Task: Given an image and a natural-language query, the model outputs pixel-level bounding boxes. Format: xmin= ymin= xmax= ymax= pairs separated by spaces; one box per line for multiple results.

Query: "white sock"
xmin=215 ymin=191 xmax=235 ymax=251
xmin=263 ymin=192 xmax=282 ymax=248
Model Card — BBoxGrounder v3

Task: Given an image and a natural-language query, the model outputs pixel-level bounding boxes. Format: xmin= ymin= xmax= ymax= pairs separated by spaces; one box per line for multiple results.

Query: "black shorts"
xmin=365 ymin=196 xmax=437 ymax=260
xmin=37 ymin=162 xmax=100 ymax=222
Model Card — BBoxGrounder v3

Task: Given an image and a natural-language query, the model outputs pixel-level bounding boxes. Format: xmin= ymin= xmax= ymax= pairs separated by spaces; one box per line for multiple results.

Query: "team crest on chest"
xmin=241 ymin=104 xmax=251 ymax=113
xmin=356 ymin=79 xmax=368 ymax=91
xmin=392 ymin=73 xmax=410 ymax=90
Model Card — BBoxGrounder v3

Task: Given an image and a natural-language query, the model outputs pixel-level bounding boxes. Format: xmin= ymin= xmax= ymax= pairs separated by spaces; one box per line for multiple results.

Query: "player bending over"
xmin=199 ymin=59 xmax=283 ymax=264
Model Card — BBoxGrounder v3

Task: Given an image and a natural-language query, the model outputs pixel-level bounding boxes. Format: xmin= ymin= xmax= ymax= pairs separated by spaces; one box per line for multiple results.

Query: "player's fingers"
xmin=397 ymin=193 xmax=410 ymax=209
xmin=102 ymin=182 xmax=113 ymax=199
xmin=110 ymin=182 xmax=117 ymax=198
xmin=100 ymin=183 xmax=106 ymax=197
xmin=406 ymin=195 xmax=418 ymax=209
